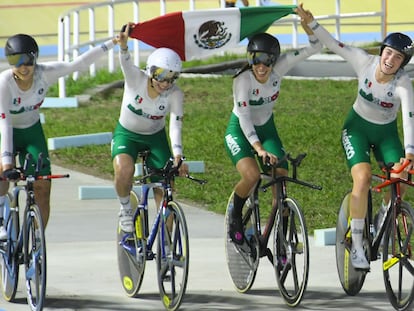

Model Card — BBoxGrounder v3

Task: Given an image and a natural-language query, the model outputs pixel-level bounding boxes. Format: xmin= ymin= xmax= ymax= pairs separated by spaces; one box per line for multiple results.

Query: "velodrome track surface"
xmin=2 ymin=165 xmax=401 ymax=311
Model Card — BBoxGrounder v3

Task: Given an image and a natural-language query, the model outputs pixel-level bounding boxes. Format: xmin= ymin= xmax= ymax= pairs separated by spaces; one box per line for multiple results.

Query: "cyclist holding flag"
xmin=224 ymin=17 xmax=322 ymax=245
xmin=0 ymin=33 xmax=117 ymax=239
xmin=112 ymin=23 xmax=188 ymax=233
xmin=296 ymin=3 xmax=414 ymax=270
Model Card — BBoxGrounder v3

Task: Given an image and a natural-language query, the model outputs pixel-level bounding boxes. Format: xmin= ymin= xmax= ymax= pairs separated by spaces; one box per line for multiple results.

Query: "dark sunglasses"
xmin=247 ymin=52 xmax=276 ymax=67
xmin=7 ymin=53 xmax=36 ymax=67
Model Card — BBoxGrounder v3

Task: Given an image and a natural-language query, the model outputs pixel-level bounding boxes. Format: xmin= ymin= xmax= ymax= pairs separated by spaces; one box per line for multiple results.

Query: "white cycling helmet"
xmin=146 ymin=47 xmax=182 ymax=82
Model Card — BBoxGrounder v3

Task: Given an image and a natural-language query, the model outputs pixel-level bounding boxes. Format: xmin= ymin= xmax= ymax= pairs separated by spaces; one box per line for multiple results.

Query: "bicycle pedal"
xmin=147 ymin=251 xmax=155 ymax=260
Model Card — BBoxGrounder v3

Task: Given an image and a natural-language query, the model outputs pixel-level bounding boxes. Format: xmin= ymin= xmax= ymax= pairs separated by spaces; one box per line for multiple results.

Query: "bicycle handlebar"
xmin=260 ymin=153 xmax=322 ymax=191
xmin=0 ymin=152 xmax=70 ymax=182
xmin=136 ymin=157 xmax=207 ymax=185
xmin=379 ymin=158 xmax=412 ymax=175
xmin=372 ymin=159 xmax=414 ymax=192
xmin=0 ymin=173 xmax=70 ymax=182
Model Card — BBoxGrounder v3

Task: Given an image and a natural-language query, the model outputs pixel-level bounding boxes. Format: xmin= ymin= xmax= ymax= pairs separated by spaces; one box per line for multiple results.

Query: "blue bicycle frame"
xmin=120 ymin=181 xmax=173 ymax=260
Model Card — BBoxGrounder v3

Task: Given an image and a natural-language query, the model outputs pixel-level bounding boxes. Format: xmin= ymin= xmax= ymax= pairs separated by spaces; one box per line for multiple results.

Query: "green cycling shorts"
xmin=224 ymin=113 xmax=287 ymax=171
xmin=111 ymin=122 xmax=172 ymax=171
xmin=341 ymin=108 xmax=404 ymax=169
xmin=12 ymin=121 xmax=51 ymax=175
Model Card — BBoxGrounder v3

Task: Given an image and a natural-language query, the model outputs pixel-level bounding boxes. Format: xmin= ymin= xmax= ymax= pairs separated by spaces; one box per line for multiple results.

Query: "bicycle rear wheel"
xmin=382 ymin=201 xmax=414 ymax=311
xmin=273 ymin=198 xmax=309 ymax=307
xmin=23 ymin=203 xmax=46 ymax=311
xmin=0 ymin=194 xmax=19 ymax=302
xmin=335 ymin=191 xmax=366 ymax=296
xmin=156 ymin=200 xmax=189 ymax=311
xmin=117 ymin=190 xmax=147 ymax=297
xmin=224 ymin=191 xmax=259 ymax=293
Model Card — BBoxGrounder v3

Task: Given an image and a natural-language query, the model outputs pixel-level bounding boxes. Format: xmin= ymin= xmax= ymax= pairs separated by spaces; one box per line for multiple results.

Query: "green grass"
xmin=42 ymin=66 xmax=413 ymax=233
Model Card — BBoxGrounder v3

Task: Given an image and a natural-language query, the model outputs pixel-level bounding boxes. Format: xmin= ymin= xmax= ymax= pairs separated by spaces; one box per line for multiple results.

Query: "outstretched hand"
xmin=295 ymin=3 xmax=315 ymax=25
xmin=115 ymin=22 xmax=135 ymax=48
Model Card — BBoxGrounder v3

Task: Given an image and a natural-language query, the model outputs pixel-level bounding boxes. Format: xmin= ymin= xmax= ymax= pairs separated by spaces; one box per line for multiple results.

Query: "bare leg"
xmin=34 ymin=179 xmax=51 ymax=227
xmin=113 ymin=153 xmax=135 ymax=198
xmin=113 ymin=153 xmax=135 ymax=232
xmin=349 ymin=162 xmax=371 ymax=269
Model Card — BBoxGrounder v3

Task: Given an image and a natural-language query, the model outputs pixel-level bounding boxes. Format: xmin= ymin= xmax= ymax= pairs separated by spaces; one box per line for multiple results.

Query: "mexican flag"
xmin=128 ymin=5 xmax=296 ymax=61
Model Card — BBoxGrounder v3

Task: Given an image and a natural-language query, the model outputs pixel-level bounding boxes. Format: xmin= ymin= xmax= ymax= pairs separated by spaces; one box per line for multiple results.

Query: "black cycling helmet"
xmin=247 ymin=33 xmax=280 ymax=57
xmin=247 ymin=33 xmax=280 ymax=67
xmin=380 ymin=32 xmax=413 ymax=68
xmin=5 ymin=34 xmax=38 ymax=66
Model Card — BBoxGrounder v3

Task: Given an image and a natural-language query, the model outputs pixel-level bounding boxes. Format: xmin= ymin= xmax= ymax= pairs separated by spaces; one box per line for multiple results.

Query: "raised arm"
xmin=295 ymin=3 xmax=370 ymax=73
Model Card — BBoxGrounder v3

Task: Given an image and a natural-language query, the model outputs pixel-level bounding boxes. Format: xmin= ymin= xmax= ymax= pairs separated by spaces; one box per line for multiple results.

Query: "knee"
xmin=242 ymin=168 xmax=261 ymax=186
xmin=352 ymin=172 xmax=371 ymax=192
xmin=115 ymin=165 xmax=134 ymax=180
xmin=114 ymin=157 xmax=134 ymax=179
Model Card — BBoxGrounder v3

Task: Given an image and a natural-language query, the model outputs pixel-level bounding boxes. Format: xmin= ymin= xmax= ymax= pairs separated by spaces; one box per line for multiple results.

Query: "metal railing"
xmin=284 ymin=0 xmax=386 ymax=49
xmin=57 ymin=0 xmax=386 ymax=98
xmin=57 ymin=0 xmax=140 ymax=98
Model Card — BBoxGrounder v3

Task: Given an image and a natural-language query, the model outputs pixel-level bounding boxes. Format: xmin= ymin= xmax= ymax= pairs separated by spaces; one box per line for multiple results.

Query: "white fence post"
xmin=57 ymin=0 xmax=139 ymax=98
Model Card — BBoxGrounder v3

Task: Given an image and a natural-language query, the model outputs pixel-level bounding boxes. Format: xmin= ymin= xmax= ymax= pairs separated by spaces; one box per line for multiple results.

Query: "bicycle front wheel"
xmin=0 ymin=194 xmax=19 ymax=302
xmin=335 ymin=191 xmax=367 ymax=296
xmin=23 ymin=203 xmax=46 ymax=311
xmin=117 ymin=190 xmax=147 ymax=297
xmin=156 ymin=200 xmax=189 ymax=311
xmin=224 ymin=191 xmax=259 ymax=293
xmin=273 ymin=197 xmax=309 ymax=307
xmin=382 ymin=201 xmax=414 ymax=311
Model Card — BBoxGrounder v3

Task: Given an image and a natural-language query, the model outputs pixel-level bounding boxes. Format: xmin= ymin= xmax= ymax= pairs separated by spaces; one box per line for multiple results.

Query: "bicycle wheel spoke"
xmin=157 ymin=201 xmax=189 ymax=311
xmin=383 ymin=202 xmax=414 ymax=310
xmin=24 ymin=204 xmax=46 ymax=311
xmin=274 ymin=198 xmax=309 ymax=307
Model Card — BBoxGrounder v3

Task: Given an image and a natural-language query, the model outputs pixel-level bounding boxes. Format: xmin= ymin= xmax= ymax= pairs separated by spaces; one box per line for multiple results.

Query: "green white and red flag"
xmin=128 ymin=6 xmax=296 ymax=61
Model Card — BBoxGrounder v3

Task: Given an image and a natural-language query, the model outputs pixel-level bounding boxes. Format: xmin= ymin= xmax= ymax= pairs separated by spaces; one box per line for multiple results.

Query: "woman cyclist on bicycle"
xmin=224 ymin=21 xmax=322 ymax=245
xmin=0 ymin=33 xmax=117 ymax=240
xmin=297 ymin=4 xmax=414 ymax=270
xmin=112 ymin=23 xmax=188 ymax=233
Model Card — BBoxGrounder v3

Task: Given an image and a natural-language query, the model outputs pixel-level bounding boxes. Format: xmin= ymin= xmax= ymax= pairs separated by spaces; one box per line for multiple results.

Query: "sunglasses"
xmin=7 ymin=53 xmax=36 ymax=67
xmin=151 ymin=66 xmax=180 ymax=84
xmin=247 ymin=52 xmax=276 ymax=67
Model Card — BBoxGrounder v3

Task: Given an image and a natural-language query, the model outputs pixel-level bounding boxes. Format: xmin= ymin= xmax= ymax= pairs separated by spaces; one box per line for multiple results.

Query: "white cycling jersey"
xmin=118 ymin=51 xmax=184 ymax=156
xmin=309 ymin=20 xmax=414 ymax=154
xmin=232 ymin=34 xmax=322 ymax=145
xmin=0 ymin=39 xmax=115 ymax=165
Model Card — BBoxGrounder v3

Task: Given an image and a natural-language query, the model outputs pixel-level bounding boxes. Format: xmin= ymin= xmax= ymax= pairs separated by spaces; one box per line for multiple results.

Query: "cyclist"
xmin=0 ymin=33 xmax=117 ymax=240
xmin=112 ymin=23 xmax=188 ymax=233
xmin=224 ymin=21 xmax=322 ymax=245
xmin=297 ymin=4 xmax=414 ymax=269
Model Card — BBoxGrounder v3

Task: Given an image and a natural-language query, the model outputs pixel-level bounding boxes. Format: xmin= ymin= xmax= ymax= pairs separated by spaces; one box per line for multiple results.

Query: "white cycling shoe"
xmin=119 ymin=207 xmax=134 ymax=233
xmin=351 ymin=248 xmax=370 ymax=270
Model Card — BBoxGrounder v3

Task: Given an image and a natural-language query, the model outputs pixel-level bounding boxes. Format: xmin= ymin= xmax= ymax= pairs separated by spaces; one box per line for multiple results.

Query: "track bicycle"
xmin=336 ymin=159 xmax=414 ymax=310
xmin=224 ymin=152 xmax=322 ymax=307
xmin=0 ymin=152 xmax=69 ymax=311
xmin=117 ymin=150 xmax=207 ymax=311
